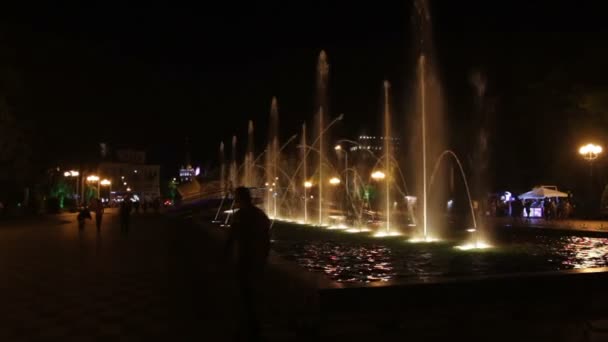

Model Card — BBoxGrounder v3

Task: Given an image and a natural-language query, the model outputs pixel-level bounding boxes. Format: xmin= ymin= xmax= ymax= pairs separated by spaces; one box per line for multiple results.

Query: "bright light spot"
xmin=195 ymin=167 xmax=200 ymax=176
xmin=64 ymin=171 xmax=71 ymax=177
xmin=124 ymin=182 xmax=127 ymax=186
xmin=304 ymin=181 xmax=313 ymax=188
xmin=466 ymin=228 xmax=476 ymax=233
xmin=70 ymin=170 xmax=79 ymax=177
xmin=328 ymin=224 xmax=348 ymax=230
xmin=134 ymin=170 xmax=138 ymax=173
xmin=296 ymin=220 xmax=305 ymax=224
xmin=409 ymin=236 xmax=440 ymax=243
xmin=371 ymin=171 xmax=386 ymax=180
xmin=223 ymin=209 xmax=238 ymax=214
xmin=345 ymin=228 xmax=372 ymax=233
xmin=100 ymin=179 xmax=111 ymax=186
xmin=455 ymin=241 xmax=492 ymax=250
xmin=86 ymin=175 xmax=100 ymax=182
xmin=126 ymin=187 xmax=131 ymax=192
xmin=374 ymin=231 xmax=402 ymax=237
xmin=579 ymin=143 xmax=603 ymax=155
xmin=265 ymin=182 xmax=269 ymax=186
xmin=334 ymin=145 xmax=342 ymax=151
xmin=329 ymin=177 xmax=341 ymax=185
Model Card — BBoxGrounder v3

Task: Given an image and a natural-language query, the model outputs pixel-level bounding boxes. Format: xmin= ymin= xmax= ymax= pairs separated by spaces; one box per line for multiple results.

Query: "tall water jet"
xmin=315 ymin=50 xmax=329 ymax=225
xmin=469 ymin=71 xmax=492 ymax=240
xmin=420 ymin=55 xmax=428 ymax=239
xmin=383 ymin=80 xmax=392 ymax=233
xmin=219 ymin=141 xmax=225 ymax=196
xmin=318 ymin=107 xmax=324 ymax=225
xmin=301 ymin=123 xmax=308 ymax=223
xmin=243 ymin=120 xmax=255 ymax=187
xmin=230 ymin=135 xmax=237 ymax=190
xmin=266 ymin=97 xmax=280 ymax=216
xmin=411 ymin=0 xmax=445 ymax=240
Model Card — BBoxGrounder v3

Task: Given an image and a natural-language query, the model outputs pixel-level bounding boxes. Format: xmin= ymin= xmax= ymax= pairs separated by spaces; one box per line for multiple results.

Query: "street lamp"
xmin=334 ymin=144 xmax=349 ymax=193
xmin=86 ymin=175 xmax=100 ymax=182
xmin=304 ymin=181 xmax=313 ymax=223
xmin=100 ymin=179 xmax=112 ymax=203
xmin=371 ymin=170 xmax=389 ymax=232
xmin=579 ymin=143 xmax=603 ymax=215
xmin=64 ymin=170 xmax=80 ymax=205
xmin=86 ymin=175 xmax=100 ymax=199
xmin=579 ymin=143 xmax=602 ymax=162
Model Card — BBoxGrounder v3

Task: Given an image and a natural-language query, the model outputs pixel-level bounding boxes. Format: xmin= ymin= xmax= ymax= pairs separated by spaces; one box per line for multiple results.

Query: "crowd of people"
xmin=485 ymin=196 xmax=575 ymax=220
xmin=76 ymin=196 xmax=163 ymax=231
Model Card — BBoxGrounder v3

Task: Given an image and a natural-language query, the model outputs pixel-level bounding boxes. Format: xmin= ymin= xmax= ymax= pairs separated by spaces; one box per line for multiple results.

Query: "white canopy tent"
xmin=519 ymin=186 xmax=568 ymax=200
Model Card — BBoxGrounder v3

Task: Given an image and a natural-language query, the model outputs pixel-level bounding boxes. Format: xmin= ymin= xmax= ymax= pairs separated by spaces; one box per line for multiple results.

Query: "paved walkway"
xmin=0 ymin=210 xmax=248 ymax=341
xmin=2 ymin=209 xmax=607 ymax=341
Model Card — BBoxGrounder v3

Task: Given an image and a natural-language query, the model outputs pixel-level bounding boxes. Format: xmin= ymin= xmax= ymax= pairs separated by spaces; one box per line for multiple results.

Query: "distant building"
xmin=97 ymin=149 xmax=160 ymax=201
xmin=350 ymin=135 xmax=401 ymax=153
xmin=179 ymin=165 xmax=196 ymax=183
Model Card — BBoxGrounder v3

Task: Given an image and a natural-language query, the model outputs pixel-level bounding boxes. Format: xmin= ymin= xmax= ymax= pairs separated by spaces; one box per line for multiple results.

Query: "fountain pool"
xmin=270 ymin=222 xmax=608 ymax=283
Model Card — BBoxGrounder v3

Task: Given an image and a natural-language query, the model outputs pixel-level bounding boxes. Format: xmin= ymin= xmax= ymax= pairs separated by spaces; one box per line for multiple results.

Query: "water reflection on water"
xmin=271 ymin=229 xmax=608 ymax=283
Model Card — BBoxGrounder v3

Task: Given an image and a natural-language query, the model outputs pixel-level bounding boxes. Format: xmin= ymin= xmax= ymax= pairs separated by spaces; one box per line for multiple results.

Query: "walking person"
xmin=92 ymin=198 xmax=104 ymax=232
xmin=77 ymin=204 xmax=91 ymax=230
xmin=119 ymin=198 xmax=132 ymax=233
xmin=524 ymin=200 xmax=532 ymax=219
xmin=224 ymin=187 xmax=271 ymax=342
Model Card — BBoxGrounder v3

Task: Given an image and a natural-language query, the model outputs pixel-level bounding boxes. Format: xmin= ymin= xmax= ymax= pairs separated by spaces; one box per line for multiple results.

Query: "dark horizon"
xmin=2 ymin=1 xmax=608 ymax=192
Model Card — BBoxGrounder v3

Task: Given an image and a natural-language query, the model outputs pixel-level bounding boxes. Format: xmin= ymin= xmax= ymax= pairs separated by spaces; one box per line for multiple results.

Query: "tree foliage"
xmin=0 ymin=96 xmax=30 ymax=183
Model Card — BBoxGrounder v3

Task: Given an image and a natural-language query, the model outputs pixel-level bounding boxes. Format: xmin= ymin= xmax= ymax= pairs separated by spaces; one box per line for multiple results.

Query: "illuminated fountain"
xmin=265 ymin=97 xmax=280 ymax=216
xmin=207 ymin=9 xmax=492 ymax=250
xmin=316 ymin=50 xmax=329 ymax=226
xmin=242 ymin=120 xmax=255 ymax=187
xmin=408 ymin=0 xmax=445 ymax=243
xmin=229 ymin=135 xmax=238 ymax=190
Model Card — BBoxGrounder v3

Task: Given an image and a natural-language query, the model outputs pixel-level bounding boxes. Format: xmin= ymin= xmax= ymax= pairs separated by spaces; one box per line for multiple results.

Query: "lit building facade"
xmin=97 ymin=149 xmax=160 ymax=201
xmin=351 ymin=135 xmax=401 ymax=153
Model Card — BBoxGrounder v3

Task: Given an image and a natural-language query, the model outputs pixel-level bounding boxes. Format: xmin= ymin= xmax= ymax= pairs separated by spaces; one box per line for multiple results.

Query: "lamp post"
xmin=86 ymin=175 xmax=100 ymax=201
xmin=579 ymin=143 xmax=603 ymax=215
xmin=334 ymin=145 xmax=349 ymax=194
xmin=64 ymin=170 xmax=80 ymax=205
xmin=371 ymin=170 xmax=389 ymax=232
xmin=100 ymin=179 xmax=111 ymax=203
xmin=304 ymin=181 xmax=313 ymax=223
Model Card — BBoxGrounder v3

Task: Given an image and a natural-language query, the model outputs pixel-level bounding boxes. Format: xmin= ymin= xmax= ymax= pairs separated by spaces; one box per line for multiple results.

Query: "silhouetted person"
xmin=153 ymin=197 xmax=161 ymax=213
xmin=77 ymin=205 xmax=91 ymax=230
xmin=224 ymin=187 xmax=271 ymax=342
xmin=524 ymin=200 xmax=532 ymax=218
xmin=120 ymin=199 xmax=132 ymax=232
xmin=92 ymin=198 xmax=104 ymax=232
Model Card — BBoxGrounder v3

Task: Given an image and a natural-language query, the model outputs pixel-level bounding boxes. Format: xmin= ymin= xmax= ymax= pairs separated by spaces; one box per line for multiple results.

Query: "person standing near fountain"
xmin=224 ymin=186 xmax=271 ymax=341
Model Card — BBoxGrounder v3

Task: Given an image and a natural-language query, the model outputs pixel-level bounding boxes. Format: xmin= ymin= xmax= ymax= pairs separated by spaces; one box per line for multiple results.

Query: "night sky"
xmin=2 ymin=1 xmax=608 ymax=192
